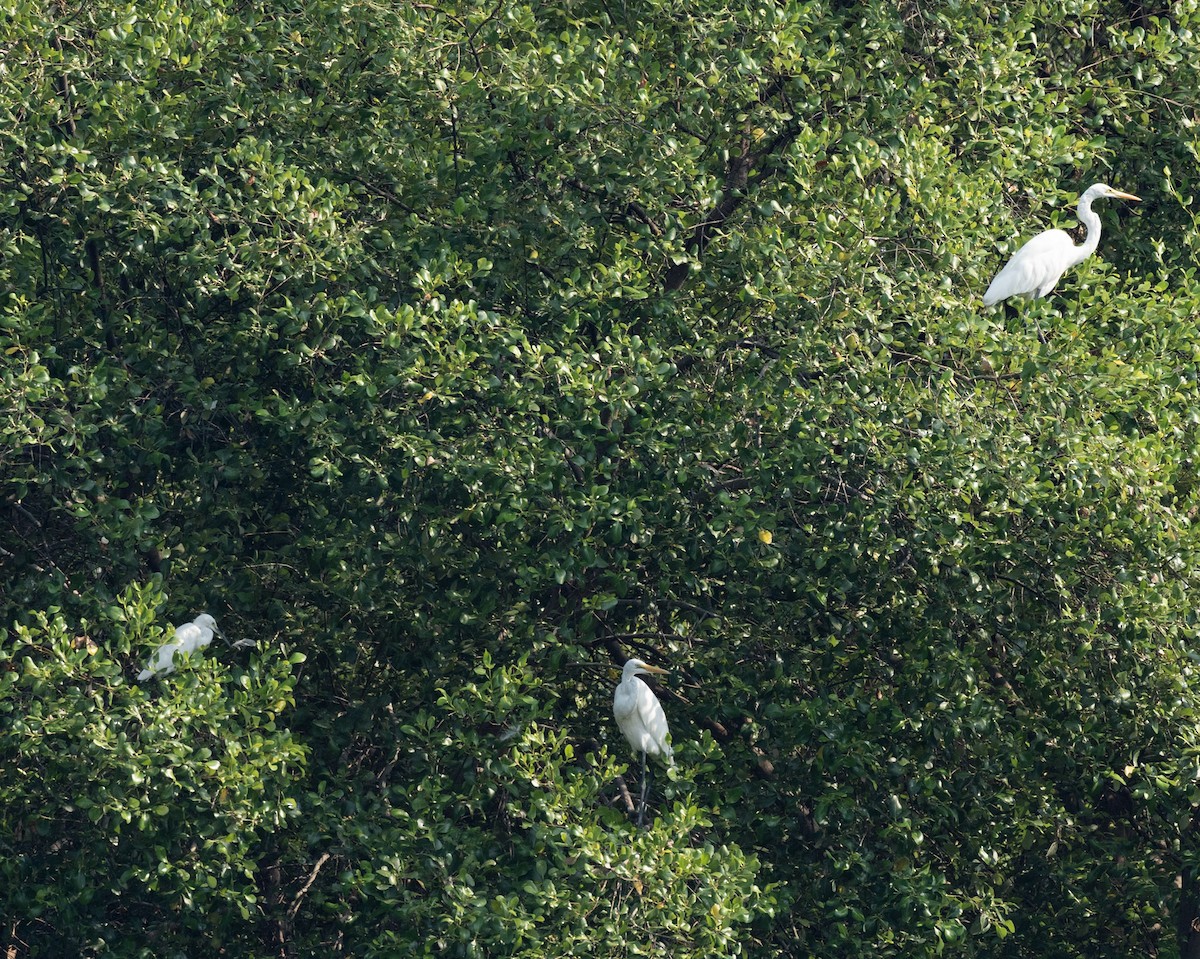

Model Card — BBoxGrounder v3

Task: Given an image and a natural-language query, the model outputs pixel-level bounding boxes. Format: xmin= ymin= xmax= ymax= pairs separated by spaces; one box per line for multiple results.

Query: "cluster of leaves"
xmin=0 ymin=584 xmax=306 ymax=953
xmin=4 ymin=0 xmax=1200 ymax=956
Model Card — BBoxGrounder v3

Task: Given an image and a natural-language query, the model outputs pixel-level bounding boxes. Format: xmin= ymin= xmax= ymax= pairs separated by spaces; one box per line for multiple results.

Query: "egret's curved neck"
xmin=1074 ymin=194 xmax=1103 ymax=266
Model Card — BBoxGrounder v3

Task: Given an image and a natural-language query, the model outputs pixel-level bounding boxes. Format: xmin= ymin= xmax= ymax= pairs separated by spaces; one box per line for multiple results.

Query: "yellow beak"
xmin=639 ymin=663 xmax=669 ymax=675
xmin=1107 ymin=189 xmax=1141 ymax=202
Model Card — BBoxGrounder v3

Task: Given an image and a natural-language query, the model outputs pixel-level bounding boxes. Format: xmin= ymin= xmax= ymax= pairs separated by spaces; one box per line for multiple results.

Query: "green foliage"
xmin=0 ymin=583 xmax=305 ymax=954
xmin=313 ymin=655 xmax=770 ymax=957
xmin=4 ymin=0 xmax=1200 ymax=956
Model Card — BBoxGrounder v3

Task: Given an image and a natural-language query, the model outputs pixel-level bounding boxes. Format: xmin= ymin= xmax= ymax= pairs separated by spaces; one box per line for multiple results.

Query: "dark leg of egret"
xmin=637 ymin=750 xmax=650 ymax=827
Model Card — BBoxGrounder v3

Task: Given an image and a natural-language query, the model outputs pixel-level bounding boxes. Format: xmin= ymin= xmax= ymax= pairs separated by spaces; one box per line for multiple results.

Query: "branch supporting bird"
xmin=982 ymin=183 xmax=1140 ymax=307
xmin=612 ymin=658 xmax=673 ymax=826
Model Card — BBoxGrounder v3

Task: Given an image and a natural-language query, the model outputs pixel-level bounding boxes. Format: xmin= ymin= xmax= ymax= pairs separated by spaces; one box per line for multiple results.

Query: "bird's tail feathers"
xmin=137 ymin=669 xmax=154 ymax=681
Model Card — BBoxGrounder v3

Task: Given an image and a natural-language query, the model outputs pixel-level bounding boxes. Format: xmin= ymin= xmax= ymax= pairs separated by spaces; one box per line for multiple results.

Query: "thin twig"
xmin=614 ymin=774 xmax=636 ymax=815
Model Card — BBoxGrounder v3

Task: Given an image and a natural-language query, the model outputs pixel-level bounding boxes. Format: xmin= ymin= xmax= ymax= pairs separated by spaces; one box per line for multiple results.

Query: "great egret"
xmin=137 ymin=613 xmax=221 ymax=681
xmin=613 ymin=658 xmax=673 ymax=825
xmin=982 ymin=183 xmax=1140 ymax=307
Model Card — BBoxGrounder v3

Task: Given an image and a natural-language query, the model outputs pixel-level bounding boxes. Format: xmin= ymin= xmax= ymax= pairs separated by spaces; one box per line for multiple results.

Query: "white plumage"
xmin=613 ymin=658 xmax=673 ymax=764
xmin=137 ymin=613 xmax=220 ymax=681
xmin=982 ymin=182 xmax=1140 ymax=307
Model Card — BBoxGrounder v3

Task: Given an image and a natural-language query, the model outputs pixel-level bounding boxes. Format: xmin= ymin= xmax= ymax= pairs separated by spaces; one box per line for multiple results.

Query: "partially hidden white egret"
xmin=137 ymin=613 xmax=221 ymax=681
xmin=982 ymin=183 xmax=1140 ymax=307
xmin=613 ymin=658 xmax=673 ymax=825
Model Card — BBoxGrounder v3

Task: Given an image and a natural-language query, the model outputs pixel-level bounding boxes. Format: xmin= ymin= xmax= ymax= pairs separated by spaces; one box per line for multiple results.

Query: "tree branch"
xmin=287 ymin=852 xmax=331 ymax=920
xmin=662 ymin=81 xmax=808 ymax=292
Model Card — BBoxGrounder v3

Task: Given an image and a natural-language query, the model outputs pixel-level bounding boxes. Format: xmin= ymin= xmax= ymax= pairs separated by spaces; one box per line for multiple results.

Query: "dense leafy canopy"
xmin=5 ymin=0 xmax=1200 ymax=956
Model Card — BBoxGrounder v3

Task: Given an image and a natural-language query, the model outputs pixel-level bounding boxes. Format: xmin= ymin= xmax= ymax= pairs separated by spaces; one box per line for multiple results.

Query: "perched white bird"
xmin=982 ymin=182 xmax=1140 ymax=307
xmin=614 ymin=658 xmax=673 ymax=762
xmin=613 ymin=658 xmax=673 ymax=824
xmin=137 ymin=613 xmax=220 ymax=681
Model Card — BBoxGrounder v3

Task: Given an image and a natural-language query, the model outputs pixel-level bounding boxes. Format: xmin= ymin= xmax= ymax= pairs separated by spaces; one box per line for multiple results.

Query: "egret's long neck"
xmin=1074 ymin=194 xmax=1103 ymax=266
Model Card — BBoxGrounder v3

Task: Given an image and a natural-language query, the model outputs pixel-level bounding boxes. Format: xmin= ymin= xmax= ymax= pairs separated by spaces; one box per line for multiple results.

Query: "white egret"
xmin=982 ymin=183 xmax=1140 ymax=307
xmin=613 ymin=658 xmax=673 ymax=825
xmin=137 ymin=613 xmax=221 ymax=681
